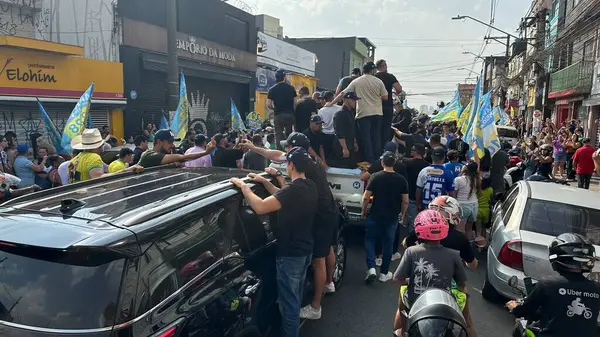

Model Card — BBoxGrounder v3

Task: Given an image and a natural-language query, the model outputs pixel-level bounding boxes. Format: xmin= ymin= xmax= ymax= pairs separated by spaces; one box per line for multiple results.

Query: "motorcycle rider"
xmin=531 ymin=144 xmax=554 ymax=180
xmin=506 ymin=233 xmax=600 ymax=337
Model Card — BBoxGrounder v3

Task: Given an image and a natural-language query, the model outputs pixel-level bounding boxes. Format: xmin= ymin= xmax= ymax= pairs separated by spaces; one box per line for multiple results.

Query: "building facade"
xmin=0 ymin=0 xmax=125 ymax=146
xmin=118 ymin=0 xmax=257 ymax=137
xmin=285 ymin=37 xmax=376 ymax=90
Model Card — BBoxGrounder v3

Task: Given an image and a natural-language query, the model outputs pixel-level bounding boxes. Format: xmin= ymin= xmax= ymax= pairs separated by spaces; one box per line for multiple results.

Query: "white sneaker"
xmin=391 ymin=252 xmax=402 ymax=261
xmin=379 ymin=272 xmax=393 ymax=283
xmin=323 ymin=282 xmax=336 ymax=294
xmin=365 ymin=267 xmax=377 ymax=284
xmin=299 ymin=304 xmax=322 ymax=320
xmin=375 ymin=257 xmax=383 ymax=266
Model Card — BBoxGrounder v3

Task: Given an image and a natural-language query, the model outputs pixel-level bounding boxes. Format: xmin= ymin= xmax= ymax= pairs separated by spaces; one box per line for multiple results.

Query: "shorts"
xmin=460 ymin=202 xmax=478 ymax=223
xmin=313 ymin=216 xmax=338 ymax=258
xmin=553 ymin=153 xmax=566 ymax=162
xmin=476 ymin=209 xmax=490 ymax=225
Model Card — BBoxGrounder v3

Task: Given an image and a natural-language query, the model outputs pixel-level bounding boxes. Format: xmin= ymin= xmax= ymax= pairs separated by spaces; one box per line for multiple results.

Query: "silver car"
xmin=483 ymin=181 xmax=600 ymax=302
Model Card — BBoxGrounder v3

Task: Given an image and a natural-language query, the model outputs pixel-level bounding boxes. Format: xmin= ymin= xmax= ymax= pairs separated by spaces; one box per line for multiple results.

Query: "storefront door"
xmin=557 ymin=106 xmax=569 ymax=128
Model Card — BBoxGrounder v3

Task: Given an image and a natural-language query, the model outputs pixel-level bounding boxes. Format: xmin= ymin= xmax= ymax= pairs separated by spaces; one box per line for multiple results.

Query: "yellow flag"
xmin=458 ymin=100 xmax=472 ymax=135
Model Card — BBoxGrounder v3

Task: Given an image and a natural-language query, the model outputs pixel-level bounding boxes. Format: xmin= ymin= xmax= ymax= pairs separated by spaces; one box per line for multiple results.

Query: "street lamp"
xmin=462 ymin=51 xmax=484 ymax=60
xmin=451 ymin=15 xmax=519 ymax=39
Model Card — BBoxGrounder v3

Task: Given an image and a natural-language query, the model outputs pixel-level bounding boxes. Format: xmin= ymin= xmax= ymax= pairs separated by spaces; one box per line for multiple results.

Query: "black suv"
xmin=0 ymin=167 xmax=347 ymax=337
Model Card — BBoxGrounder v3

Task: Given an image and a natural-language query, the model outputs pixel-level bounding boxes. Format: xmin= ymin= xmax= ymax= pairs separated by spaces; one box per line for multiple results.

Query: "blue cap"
xmin=384 ymin=141 xmax=398 ymax=152
xmin=343 ymin=92 xmax=361 ymax=100
xmin=17 ymin=144 xmax=28 ymax=153
xmin=286 ymin=147 xmax=311 ymax=165
xmin=310 ymin=115 xmax=324 ymax=124
xmin=275 ymin=69 xmax=286 ymax=78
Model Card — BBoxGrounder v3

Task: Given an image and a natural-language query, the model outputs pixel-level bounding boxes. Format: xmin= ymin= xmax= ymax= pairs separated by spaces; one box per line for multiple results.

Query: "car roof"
xmin=496 ymin=125 xmax=517 ymax=131
xmin=0 ymin=167 xmax=256 ymax=249
xmin=525 ymin=181 xmax=600 ymax=210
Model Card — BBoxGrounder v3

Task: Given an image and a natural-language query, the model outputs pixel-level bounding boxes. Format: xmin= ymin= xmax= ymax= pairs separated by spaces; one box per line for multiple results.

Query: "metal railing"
xmin=549 ymin=60 xmax=595 ymax=94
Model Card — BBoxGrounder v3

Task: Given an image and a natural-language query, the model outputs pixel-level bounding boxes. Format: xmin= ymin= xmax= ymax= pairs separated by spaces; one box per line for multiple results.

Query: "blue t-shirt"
xmin=416 ymin=164 xmax=455 ymax=206
xmin=13 ymin=156 xmax=36 ymax=188
xmin=444 ymin=162 xmax=464 ymax=178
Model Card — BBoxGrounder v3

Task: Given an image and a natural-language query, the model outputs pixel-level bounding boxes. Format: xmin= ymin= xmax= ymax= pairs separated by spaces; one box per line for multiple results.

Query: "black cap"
xmin=155 ymin=129 xmax=180 ymax=142
xmin=286 ymin=147 xmax=312 ymax=172
xmin=194 ymin=134 xmax=207 ymax=145
xmin=384 ymin=141 xmax=398 ymax=152
xmin=284 ymin=132 xmax=310 ymax=150
xmin=275 ymin=69 xmax=286 ymax=79
xmin=322 ymin=91 xmax=335 ymax=100
xmin=380 ymin=151 xmax=397 ymax=166
xmin=351 ymin=67 xmax=361 ymax=75
xmin=310 ymin=115 xmax=324 ymax=124
xmin=363 ymin=61 xmax=377 ymax=72
xmin=343 ymin=92 xmax=361 ymax=100
xmin=431 ymin=146 xmax=447 ymax=160
xmin=213 ymin=133 xmax=226 ymax=143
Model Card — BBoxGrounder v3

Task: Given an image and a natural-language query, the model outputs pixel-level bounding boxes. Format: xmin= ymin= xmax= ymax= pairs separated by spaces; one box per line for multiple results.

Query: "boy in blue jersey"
xmin=415 ymin=147 xmax=456 ymax=211
xmin=443 ymin=150 xmax=464 ymax=178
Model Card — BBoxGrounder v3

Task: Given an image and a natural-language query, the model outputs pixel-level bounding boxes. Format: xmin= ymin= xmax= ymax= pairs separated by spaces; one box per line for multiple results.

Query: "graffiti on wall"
xmin=0 ymin=106 xmax=68 ymax=146
xmin=188 ymin=90 xmax=229 ymax=136
xmin=0 ymin=0 xmax=48 ymax=38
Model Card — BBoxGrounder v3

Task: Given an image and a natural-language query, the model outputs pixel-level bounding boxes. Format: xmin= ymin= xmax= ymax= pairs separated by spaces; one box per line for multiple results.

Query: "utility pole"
xmin=166 ymin=0 xmax=179 ymax=114
xmin=533 ymin=7 xmax=547 ymax=112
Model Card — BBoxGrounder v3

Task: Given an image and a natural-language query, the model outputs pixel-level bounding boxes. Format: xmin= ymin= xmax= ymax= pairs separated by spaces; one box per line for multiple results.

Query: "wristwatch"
xmin=275 ymin=170 xmax=283 ymax=177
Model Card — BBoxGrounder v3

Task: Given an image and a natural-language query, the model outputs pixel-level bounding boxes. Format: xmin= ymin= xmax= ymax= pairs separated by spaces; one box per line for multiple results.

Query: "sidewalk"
xmin=590 ymin=174 xmax=600 ymax=192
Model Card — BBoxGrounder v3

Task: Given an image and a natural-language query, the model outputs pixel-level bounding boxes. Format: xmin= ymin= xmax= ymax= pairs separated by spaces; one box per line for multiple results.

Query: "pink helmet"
xmin=414 ymin=209 xmax=449 ymax=241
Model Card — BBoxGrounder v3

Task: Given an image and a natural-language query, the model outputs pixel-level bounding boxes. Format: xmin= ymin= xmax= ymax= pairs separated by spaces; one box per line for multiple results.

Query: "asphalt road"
xmin=300 ymin=227 xmax=516 ymax=337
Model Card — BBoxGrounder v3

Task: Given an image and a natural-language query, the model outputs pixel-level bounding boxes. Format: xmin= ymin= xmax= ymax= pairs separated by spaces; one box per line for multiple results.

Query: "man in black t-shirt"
xmin=361 ymin=151 xmax=409 ymax=284
xmin=448 ymin=132 xmax=469 ymax=163
xmin=239 ymin=132 xmax=339 ymax=320
xmin=132 ymin=135 xmax=148 ymax=165
xmin=295 ymin=86 xmax=318 ymax=132
xmin=231 ymin=147 xmax=318 ymax=337
xmin=242 ymin=135 xmax=267 ymax=171
xmin=303 ymin=115 xmax=327 ymax=165
xmin=375 ymin=59 xmax=403 ymax=148
xmin=392 ymin=122 xmax=427 ymax=156
xmin=138 ymin=129 xmax=215 ymax=168
xmin=401 ymin=143 xmax=430 ymax=224
xmin=335 ymin=67 xmax=361 ymax=99
xmin=267 ymin=69 xmax=298 ymax=150
xmin=213 ymin=133 xmax=244 ymax=168
xmin=424 ymin=133 xmax=446 ymax=163
xmin=331 ymin=92 xmax=360 ymax=168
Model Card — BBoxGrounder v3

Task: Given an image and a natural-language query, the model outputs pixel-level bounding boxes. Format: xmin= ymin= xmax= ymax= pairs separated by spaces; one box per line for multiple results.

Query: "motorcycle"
xmin=506 ymin=162 xmax=526 ymax=185
xmin=507 ymin=276 xmax=541 ymax=337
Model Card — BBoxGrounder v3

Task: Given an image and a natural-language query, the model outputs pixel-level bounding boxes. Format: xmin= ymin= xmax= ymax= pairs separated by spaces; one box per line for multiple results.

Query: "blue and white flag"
xmin=159 ymin=113 xmax=169 ymax=130
xmin=170 ymin=73 xmax=190 ymax=140
xmin=37 ymin=99 xmax=64 ymax=154
xmin=231 ymin=99 xmax=246 ymax=131
xmin=478 ymin=93 xmax=501 ymax=156
xmin=61 ymin=82 xmax=94 ymax=154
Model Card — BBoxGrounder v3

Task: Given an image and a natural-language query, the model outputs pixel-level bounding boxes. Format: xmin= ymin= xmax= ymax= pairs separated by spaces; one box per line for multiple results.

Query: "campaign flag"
xmin=462 ymin=77 xmax=482 ymax=145
xmin=159 ymin=113 xmax=169 ymax=130
xmin=37 ymin=99 xmax=64 ymax=154
xmin=457 ymin=100 xmax=472 ymax=135
xmin=479 ymin=92 xmax=501 ymax=156
xmin=432 ymin=89 xmax=462 ymax=121
xmin=231 ymin=99 xmax=246 ymax=131
xmin=61 ymin=82 xmax=94 ymax=153
xmin=495 ymin=107 xmax=510 ymax=126
xmin=170 ymin=73 xmax=190 ymax=140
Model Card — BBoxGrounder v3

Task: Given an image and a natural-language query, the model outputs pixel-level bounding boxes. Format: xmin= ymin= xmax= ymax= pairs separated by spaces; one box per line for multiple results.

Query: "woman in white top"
xmin=453 ymin=161 xmax=481 ymax=239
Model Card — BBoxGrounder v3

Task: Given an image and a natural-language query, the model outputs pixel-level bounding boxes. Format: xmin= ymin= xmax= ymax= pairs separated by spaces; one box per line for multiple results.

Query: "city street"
xmin=301 ymin=227 xmax=516 ymax=337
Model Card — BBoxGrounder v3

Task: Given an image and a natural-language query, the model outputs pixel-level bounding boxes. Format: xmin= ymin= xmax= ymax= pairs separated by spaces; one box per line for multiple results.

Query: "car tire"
xmin=482 ymin=270 xmax=502 ymax=302
xmin=235 ymin=326 xmax=262 ymax=337
xmin=332 ymin=233 xmax=347 ymax=291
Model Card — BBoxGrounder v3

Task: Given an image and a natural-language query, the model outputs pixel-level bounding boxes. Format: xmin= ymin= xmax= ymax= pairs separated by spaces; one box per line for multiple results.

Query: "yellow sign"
xmin=527 ymin=88 xmax=535 ymax=107
xmin=289 ymin=74 xmax=317 ymax=94
xmin=0 ymin=47 xmax=124 ymax=99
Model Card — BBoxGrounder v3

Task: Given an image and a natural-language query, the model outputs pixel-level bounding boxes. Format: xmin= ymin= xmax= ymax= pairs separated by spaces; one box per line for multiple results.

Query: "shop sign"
xmin=177 ymin=36 xmax=236 ymax=62
xmin=257 ymin=32 xmax=316 ymax=76
xmin=0 ymin=47 xmax=124 ymax=99
xmin=256 ymin=67 xmax=276 ymax=92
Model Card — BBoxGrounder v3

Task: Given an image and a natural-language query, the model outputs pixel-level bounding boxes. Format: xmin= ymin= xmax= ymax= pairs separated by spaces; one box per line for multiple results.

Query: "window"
xmin=501 ymin=185 xmax=520 ymax=214
xmin=583 ymin=39 xmax=595 ymax=62
xmin=233 ymin=185 xmax=276 ymax=255
xmin=0 ymin=248 xmax=124 ymax=329
xmin=522 ymin=199 xmax=600 ymax=245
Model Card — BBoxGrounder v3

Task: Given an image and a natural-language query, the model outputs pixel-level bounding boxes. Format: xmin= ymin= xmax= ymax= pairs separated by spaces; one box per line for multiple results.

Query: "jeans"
xmin=356 ymin=115 xmax=382 ymax=163
xmin=375 ymin=223 xmax=400 ymax=256
xmin=276 ymin=255 xmax=311 ymax=337
xmin=577 ymin=173 xmax=592 ymax=189
xmin=365 ymin=218 xmax=398 ymax=274
xmin=566 ymin=152 xmax=575 ymax=179
xmin=381 ymin=106 xmax=394 ymax=147
xmin=274 ymin=113 xmax=295 ymax=150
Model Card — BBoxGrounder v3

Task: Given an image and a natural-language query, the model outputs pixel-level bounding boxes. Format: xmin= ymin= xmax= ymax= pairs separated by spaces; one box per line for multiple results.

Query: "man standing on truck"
xmin=138 ymin=129 xmax=215 ymax=168
xmin=331 ymin=92 xmax=361 ymax=168
xmin=239 ymin=132 xmax=339 ymax=321
xmin=361 ymin=151 xmax=409 ymax=283
xmin=375 ymin=59 xmax=403 ymax=148
xmin=231 ymin=147 xmax=318 ymax=337
xmin=268 ymin=69 xmax=298 ymax=150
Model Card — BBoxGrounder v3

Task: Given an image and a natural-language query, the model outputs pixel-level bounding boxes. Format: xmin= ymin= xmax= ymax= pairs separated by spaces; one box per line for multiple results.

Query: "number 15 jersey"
xmin=416 ymin=164 xmax=455 ymax=207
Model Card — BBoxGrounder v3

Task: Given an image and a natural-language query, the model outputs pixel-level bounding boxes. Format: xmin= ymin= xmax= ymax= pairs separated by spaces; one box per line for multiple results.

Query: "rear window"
xmin=497 ymin=127 xmax=519 ymax=138
xmin=0 ymin=249 xmax=124 ymax=329
xmin=522 ymin=199 xmax=600 ymax=245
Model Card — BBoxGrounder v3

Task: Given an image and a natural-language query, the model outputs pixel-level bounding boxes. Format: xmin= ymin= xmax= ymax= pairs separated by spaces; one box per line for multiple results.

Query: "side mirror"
xmin=508 ymin=275 xmax=518 ymax=288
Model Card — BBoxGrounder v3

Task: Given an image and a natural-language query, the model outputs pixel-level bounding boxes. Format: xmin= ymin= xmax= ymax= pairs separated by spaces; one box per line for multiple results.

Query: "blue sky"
xmin=248 ymin=0 xmax=531 ymax=108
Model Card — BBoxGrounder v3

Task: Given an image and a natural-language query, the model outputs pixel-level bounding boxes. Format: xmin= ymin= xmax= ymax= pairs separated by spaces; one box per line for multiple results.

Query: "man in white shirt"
xmin=327 ymin=62 xmax=388 ymax=163
xmin=318 ymin=91 xmax=340 ymax=160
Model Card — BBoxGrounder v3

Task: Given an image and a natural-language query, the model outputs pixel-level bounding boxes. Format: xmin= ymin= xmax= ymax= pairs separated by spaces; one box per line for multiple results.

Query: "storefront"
xmin=255 ymin=31 xmax=317 ymax=121
xmin=583 ymin=62 xmax=600 ymax=146
xmin=120 ymin=19 xmax=256 ymax=137
xmin=0 ymin=36 xmax=125 ymax=145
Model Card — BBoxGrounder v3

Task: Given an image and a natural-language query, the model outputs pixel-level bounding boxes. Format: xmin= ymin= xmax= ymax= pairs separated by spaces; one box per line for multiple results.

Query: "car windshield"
xmin=522 ymin=199 xmax=600 ymax=245
xmin=497 ymin=128 xmax=519 ymax=138
xmin=0 ymin=249 xmax=124 ymax=329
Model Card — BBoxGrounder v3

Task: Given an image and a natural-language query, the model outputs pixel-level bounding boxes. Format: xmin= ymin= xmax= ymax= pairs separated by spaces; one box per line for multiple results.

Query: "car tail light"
xmin=498 ymin=239 xmax=523 ymax=271
xmin=155 ymin=327 xmax=177 ymax=337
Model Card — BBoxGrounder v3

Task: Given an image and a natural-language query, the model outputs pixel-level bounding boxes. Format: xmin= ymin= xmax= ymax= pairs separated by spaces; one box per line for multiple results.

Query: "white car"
xmin=496 ymin=125 xmax=520 ymax=147
xmin=484 ymin=181 xmax=600 ymax=322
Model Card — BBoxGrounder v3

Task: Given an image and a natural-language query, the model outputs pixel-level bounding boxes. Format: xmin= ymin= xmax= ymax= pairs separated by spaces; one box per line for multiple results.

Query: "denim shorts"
xmin=554 ymin=153 xmax=567 ymax=162
xmin=460 ymin=202 xmax=478 ymax=223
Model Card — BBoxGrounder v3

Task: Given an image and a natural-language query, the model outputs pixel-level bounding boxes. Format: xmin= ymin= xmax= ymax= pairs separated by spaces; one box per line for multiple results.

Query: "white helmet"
xmin=428 ymin=196 xmax=462 ymax=227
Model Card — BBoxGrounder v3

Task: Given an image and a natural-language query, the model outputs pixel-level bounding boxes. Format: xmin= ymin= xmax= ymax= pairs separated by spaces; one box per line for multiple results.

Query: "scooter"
xmin=506 ymin=162 xmax=526 ymax=185
xmin=507 ymin=276 xmax=541 ymax=337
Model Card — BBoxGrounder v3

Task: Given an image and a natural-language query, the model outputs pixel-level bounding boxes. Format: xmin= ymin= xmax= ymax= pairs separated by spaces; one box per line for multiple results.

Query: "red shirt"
xmin=572 ymin=145 xmax=596 ymax=174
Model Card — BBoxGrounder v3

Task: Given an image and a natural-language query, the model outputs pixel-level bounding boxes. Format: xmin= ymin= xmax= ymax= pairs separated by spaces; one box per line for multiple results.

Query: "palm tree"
xmin=424 ymin=264 xmax=439 ymax=288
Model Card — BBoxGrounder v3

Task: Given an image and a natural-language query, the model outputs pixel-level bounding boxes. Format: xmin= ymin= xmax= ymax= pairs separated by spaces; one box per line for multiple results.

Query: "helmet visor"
xmin=408 ymin=318 xmax=467 ymax=337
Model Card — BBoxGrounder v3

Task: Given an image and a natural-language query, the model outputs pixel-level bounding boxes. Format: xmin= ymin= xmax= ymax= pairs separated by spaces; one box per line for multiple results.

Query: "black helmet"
xmin=540 ymin=144 xmax=553 ymax=153
xmin=407 ymin=289 xmax=467 ymax=337
xmin=549 ymin=233 xmax=596 ymax=273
